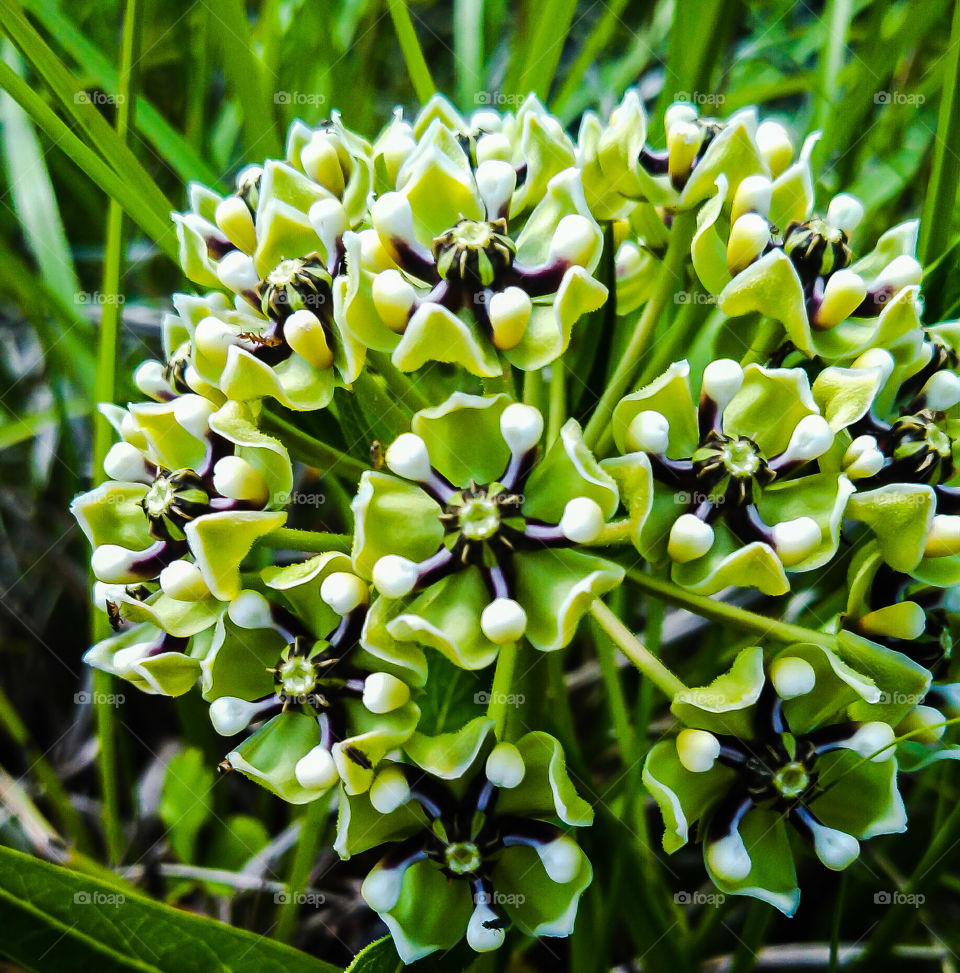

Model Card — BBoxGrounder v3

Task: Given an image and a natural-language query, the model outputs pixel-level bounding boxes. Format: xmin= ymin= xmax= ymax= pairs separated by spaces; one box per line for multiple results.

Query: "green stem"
xmin=385 ymin=0 xmax=436 ymax=104
xmin=583 ymin=210 xmax=697 ymax=452
xmin=589 ymin=599 xmax=686 ymax=698
xmin=730 ymin=900 xmax=773 ymax=973
xmin=258 ymin=529 xmax=351 ymax=554
xmin=274 ymin=795 xmax=330 ymax=943
xmin=625 ymin=567 xmax=837 ymax=648
xmin=486 ymin=641 xmax=519 ymax=740
xmin=367 ymin=351 xmax=430 ymax=412
xmin=548 ymin=363 xmax=566 ymax=443
xmin=261 ymin=410 xmax=368 ymax=481
xmin=739 ymin=316 xmax=783 ymax=367
xmin=521 ymin=368 xmax=544 ymax=411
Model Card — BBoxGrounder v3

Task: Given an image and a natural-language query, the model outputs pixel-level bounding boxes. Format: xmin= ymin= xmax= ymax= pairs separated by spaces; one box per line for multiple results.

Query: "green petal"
xmin=672 ymin=531 xmax=790 ymax=597
xmin=351 ymin=471 xmax=444 ymax=578
xmin=84 ymin=624 xmax=200 ymax=697
xmin=173 ymin=213 xmax=221 ymax=288
xmin=672 ymin=645 xmax=765 ymax=737
xmin=391 ymin=302 xmax=502 ymax=376
xmin=334 ymin=700 xmax=421 ymax=794
xmin=514 ymin=548 xmax=624 ymax=652
xmin=219 ymin=345 xmax=335 ymax=412
xmin=844 ymin=485 xmax=936 ymax=572
xmin=120 ymin=592 xmax=222 ymax=638
xmin=261 ymin=553 xmax=348 ymax=638
xmin=412 ymin=393 xmax=512 ymax=486
xmin=690 ymin=175 xmax=732 ymax=295
xmin=359 ymin=595 xmax=429 ymax=689
xmin=404 ymin=715 xmax=494 ymax=778
xmin=612 ymin=360 xmax=699 ymax=457
xmin=129 ymin=400 xmax=208 ymax=471
xmin=334 ymin=783 xmax=426 ymax=859
xmin=810 ymin=750 xmax=906 ymax=839
xmin=253 ymin=197 xmax=325 ymax=280
xmin=200 ymin=613 xmax=284 ymax=702
xmin=71 ymin=482 xmax=151 ymax=552
xmin=600 ymin=451 xmax=654 ymax=548
xmin=812 ymin=365 xmax=885 ymax=432
xmin=678 ymin=109 xmax=763 ymax=209
xmin=515 ymin=168 xmax=600 ymax=269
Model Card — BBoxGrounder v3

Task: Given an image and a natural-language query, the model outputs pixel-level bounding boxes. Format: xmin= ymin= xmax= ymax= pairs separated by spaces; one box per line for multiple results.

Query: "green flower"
xmin=338 ymin=719 xmax=592 ymax=962
xmin=644 ymin=645 xmax=906 ymax=915
xmin=341 ymin=121 xmax=606 ymax=375
xmin=204 ymin=554 xmax=421 ymax=803
xmin=351 ymin=393 xmax=624 ymax=668
xmin=608 ymin=360 xmax=852 ymax=594
xmin=71 ymin=396 xmax=289 ymax=601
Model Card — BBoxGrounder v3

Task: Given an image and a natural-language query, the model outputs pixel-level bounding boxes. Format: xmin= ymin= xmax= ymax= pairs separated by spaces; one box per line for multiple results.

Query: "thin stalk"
xmin=454 ymin=0 xmax=483 ymax=110
xmin=385 ymin=0 xmax=436 ymax=104
xmin=261 ymin=410 xmax=368 ymax=481
xmin=548 ymin=363 xmax=566 ymax=443
xmin=739 ymin=317 xmax=782 ymax=367
xmin=919 ymin=0 xmax=960 ymax=264
xmin=589 ymin=599 xmax=686 ymax=698
xmin=258 ymin=529 xmax=351 ymax=554
xmin=367 ymin=350 xmax=430 ymax=411
xmin=487 ymin=642 xmax=518 ymax=740
xmin=583 ymin=210 xmax=696 ymax=452
xmin=352 ymin=370 xmax=413 ymax=440
xmin=274 ymin=796 xmax=330 ymax=943
xmin=91 ymin=0 xmax=142 ymax=867
xmin=625 ymin=567 xmax=838 ymax=648
xmin=730 ymin=900 xmax=773 ymax=973
xmin=813 ymin=0 xmax=853 ymax=138
xmin=521 ymin=368 xmax=544 ymax=411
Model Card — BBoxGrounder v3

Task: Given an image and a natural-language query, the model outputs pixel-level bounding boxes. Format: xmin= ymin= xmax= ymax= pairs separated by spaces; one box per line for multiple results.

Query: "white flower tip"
xmin=810 ymin=823 xmax=859 ymax=870
xmin=485 ymin=742 xmax=526 ymax=789
xmin=875 ymin=254 xmax=922 ymax=292
xmin=707 ymin=832 xmax=752 ymax=882
xmin=133 ymin=360 xmax=171 ymax=400
xmin=726 ymin=213 xmax=770 ymax=273
xmin=852 ymin=347 xmax=895 ymax=384
xmin=731 ymin=174 xmax=773 ymax=222
xmin=480 ymin=598 xmax=527 ymax=645
xmin=369 ymin=767 xmax=411 ymax=814
xmin=627 ymin=410 xmax=670 ymax=454
xmin=209 ymin=696 xmax=260 ymax=736
xmin=665 ymin=101 xmax=698 ymax=134
xmin=213 ymin=456 xmax=269 ymax=506
xmin=91 ymin=545 xmax=135 ymax=584
xmin=668 ymin=514 xmax=715 ymax=563
xmin=782 ymin=414 xmax=833 ymax=464
xmin=756 ymin=120 xmax=794 ymax=175
xmin=159 ymin=559 xmax=211 ymax=601
xmin=701 ymin=358 xmax=744 ymax=409
xmin=227 ymin=589 xmax=274 ymax=630
xmin=285 ymin=308 xmax=335 ymax=371
xmin=301 ymin=133 xmax=346 ymax=192
xmin=363 ymin=672 xmax=410 ymax=714
xmin=194 ymin=315 xmax=237 ymax=364
xmin=548 ymin=213 xmax=597 ymax=267
xmin=925 ymin=515 xmax=960 ymax=558
xmin=500 ymin=402 xmax=543 ymax=455
xmin=466 ymin=902 xmax=506 ymax=953
xmin=827 ymin=193 xmax=865 ymax=235
xmin=308 ymin=197 xmax=347 ymax=243
xmin=922 ymin=369 xmax=960 ymax=412
xmin=215 ymin=195 xmax=256 ymax=252
xmin=385 ymin=433 xmax=433 ymax=482
xmin=902 ymin=705 xmax=946 ymax=744
xmin=676 ymin=728 xmax=721 ymax=773
xmin=361 ymin=865 xmax=406 ymax=913
xmin=476 ymin=132 xmax=512 ymax=163
xmin=772 ymin=516 xmax=821 ymax=566
xmin=217 ymin=249 xmax=259 ymax=293
xmin=319 ymin=571 xmax=369 ymax=615
xmin=104 ymin=441 xmax=149 ymax=483
xmin=371 ymin=269 xmax=417 ymax=333
xmin=372 ymin=555 xmax=419 ymax=599
xmin=843 ymin=435 xmax=884 ymax=479
xmin=539 ymin=835 xmax=581 ymax=884
xmin=848 ymin=721 xmax=897 ymax=761
xmin=560 ymin=496 xmax=605 ymax=544
xmin=111 ymin=643 xmax=150 ymax=674
xmin=172 ymin=394 xmax=215 ymax=440
xmin=371 ymin=191 xmax=416 ymax=243
xmin=488 ymin=286 xmax=532 ymax=350
xmin=475 ymin=159 xmax=517 ymax=217
xmin=770 ymin=656 xmax=816 ymax=700
xmin=294 ymin=745 xmax=340 ymax=790
xmin=816 ymin=269 xmax=867 ymax=328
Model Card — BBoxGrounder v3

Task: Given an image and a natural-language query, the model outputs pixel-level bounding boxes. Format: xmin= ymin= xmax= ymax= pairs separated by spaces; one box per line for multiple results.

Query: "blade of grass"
xmin=812 ymin=0 xmax=853 ymax=138
xmin=454 ymin=0 xmax=483 ymax=110
xmin=385 ymin=0 xmax=436 ymax=104
xmin=91 ymin=0 xmax=143 ymax=868
xmin=0 ymin=58 xmax=177 ymax=258
xmin=517 ymin=0 xmax=578 ymax=101
xmin=23 ymin=0 xmax=219 ymax=186
xmin=274 ymin=796 xmax=331 ymax=943
xmin=919 ymin=0 xmax=960 ymax=264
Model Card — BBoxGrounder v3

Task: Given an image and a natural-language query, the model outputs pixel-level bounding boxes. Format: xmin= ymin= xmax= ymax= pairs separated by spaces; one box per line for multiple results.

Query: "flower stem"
xmin=274 ymin=794 xmax=330 ymax=943
xmin=582 ymin=209 xmax=697 ymax=453
xmin=367 ymin=350 xmax=430 ymax=412
xmin=261 ymin=409 xmax=368 ymax=482
xmin=548 ymin=363 xmax=567 ymax=443
xmin=487 ymin=641 xmax=519 ymax=739
xmin=258 ymin=528 xmax=351 ymax=554
xmin=739 ymin=316 xmax=782 ymax=366
xmin=589 ymin=599 xmax=686 ymax=699
xmin=625 ymin=566 xmax=837 ymax=647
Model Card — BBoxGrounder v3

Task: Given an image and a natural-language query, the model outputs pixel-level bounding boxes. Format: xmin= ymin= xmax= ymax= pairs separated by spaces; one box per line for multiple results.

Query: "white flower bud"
xmin=215 ymin=195 xmax=257 ymax=253
xmin=213 ymin=456 xmax=270 ymax=505
xmin=385 ymin=433 xmax=433 ymax=481
xmin=676 ymin=728 xmax=721 ymax=772
xmin=668 ymin=515 xmax=715 ymax=563
xmin=726 ymin=213 xmax=770 ymax=274
xmin=228 ymin=589 xmax=274 ymax=629
xmin=488 ymin=286 xmax=532 ymax=350
xmin=843 ymin=721 xmax=897 ymax=761
xmin=706 ymin=830 xmax=752 ymax=881
xmin=731 ymin=174 xmax=773 ymax=222
xmin=476 ymin=132 xmax=512 ymax=163
xmin=372 ymin=555 xmax=419 ymax=598
xmin=91 ymin=545 xmax=139 ymax=584
xmin=924 ymin=515 xmax=960 ymax=558
xmin=134 ymin=360 xmax=173 ymax=401
xmin=371 ymin=269 xmax=417 ymax=333
xmin=776 ymin=414 xmax=833 ymax=466
xmin=500 ymin=402 xmax=543 ymax=454
xmin=173 ymin=394 xmax=216 ymax=440
xmin=770 ymin=656 xmax=816 ymax=699
xmin=922 ymin=369 xmax=960 ymax=412
xmin=626 ymin=410 xmax=670 ymax=454
xmin=852 ymin=347 xmax=895 ymax=384
xmin=807 ymin=820 xmax=859 ymax=870
xmin=485 ymin=742 xmax=526 ymax=789
xmin=664 ymin=102 xmax=698 ymax=134
xmin=217 ymin=249 xmax=260 ymax=294
xmin=194 ymin=316 xmax=240 ymax=370
xmin=475 ymin=159 xmax=516 ymax=219
xmin=859 ymin=602 xmax=926 ymax=641
xmin=899 ymin=705 xmax=946 ymax=745
xmin=104 ymin=441 xmax=151 ymax=483
xmin=369 ymin=766 xmax=411 ymax=814
xmin=284 ymin=308 xmax=335 ymax=370
xmin=756 ymin=120 xmax=793 ymax=177
xmin=560 ymin=497 xmax=605 ymax=544
xmin=294 ymin=744 xmax=340 ymax=790
xmin=480 ymin=598 xmax=527 ymax=644
xmin=826 ymin=193 xmax=864 ymax=235
xmin=467 ymin=901 xmax=506 ymax=953
xmin=209 ymin=695 xmax=273 ymax=736
xmin=159 ymin=559 xmax=211 ymax=601
xmin=361 ymin=863 xmax=406 ymax=912
xmin=873 ymin=255 xmax=922 ymax=293
xmin=363 ymin=672 xmax=411 ymax=714
xmin=301 ymin=132 xmax=346 ymax=195
xmin=667 ymin=120 xmax=704 ymax=185
xmin=308 ymin=198 xmax=347 ymax=256
xmin=372 ymin=191 xmax=417 ymax=246
xmin=843 ymin=435 xmax=885 ymax=479
xmin=319 ymin=571 xmax=369 ymax=615
xmin=547 ymin=214 xmax=598 ymax=267
xmin=814 ymin=269 xmax=867 ymax=328
xmin=772 ymin=516 xmax=821 ymax=566
xmin=537 ymin=835 xmax=581 ymax=884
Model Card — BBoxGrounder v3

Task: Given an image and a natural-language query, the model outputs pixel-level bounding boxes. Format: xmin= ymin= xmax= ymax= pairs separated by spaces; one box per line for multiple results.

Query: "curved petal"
xmin=811 ymin=750 xmax=906 ymax=839
xmin=672 ymin=645 xmax=766 ymax=737
xmin=334 ymin=699 xmax=421 ymax=794
xmin=404 ymin=715 xmax=495 ymax=779
xmin=392 ymin=302 xmax=502 ymax=377
xmin=612 ymin=360 xmax=699 ymax=457
xmin=844 ymin=485 xmax=936 ymax=573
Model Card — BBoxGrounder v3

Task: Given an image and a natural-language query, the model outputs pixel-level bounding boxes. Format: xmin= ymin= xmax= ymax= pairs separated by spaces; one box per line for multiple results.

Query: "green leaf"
xmin=0 ymin=846 xmax=339 ymax=973
xmin=158 ymin=748 xmax=214 ymax=863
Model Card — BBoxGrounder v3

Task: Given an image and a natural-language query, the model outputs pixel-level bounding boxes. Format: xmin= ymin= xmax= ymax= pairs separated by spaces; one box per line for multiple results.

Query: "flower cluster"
xmin=71 ymin=91 xmax=960 ymax=959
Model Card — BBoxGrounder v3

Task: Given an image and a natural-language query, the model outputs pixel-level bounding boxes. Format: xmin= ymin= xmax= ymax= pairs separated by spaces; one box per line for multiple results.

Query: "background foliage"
xmin=1 ymin=0 xmax=960 ymax=969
